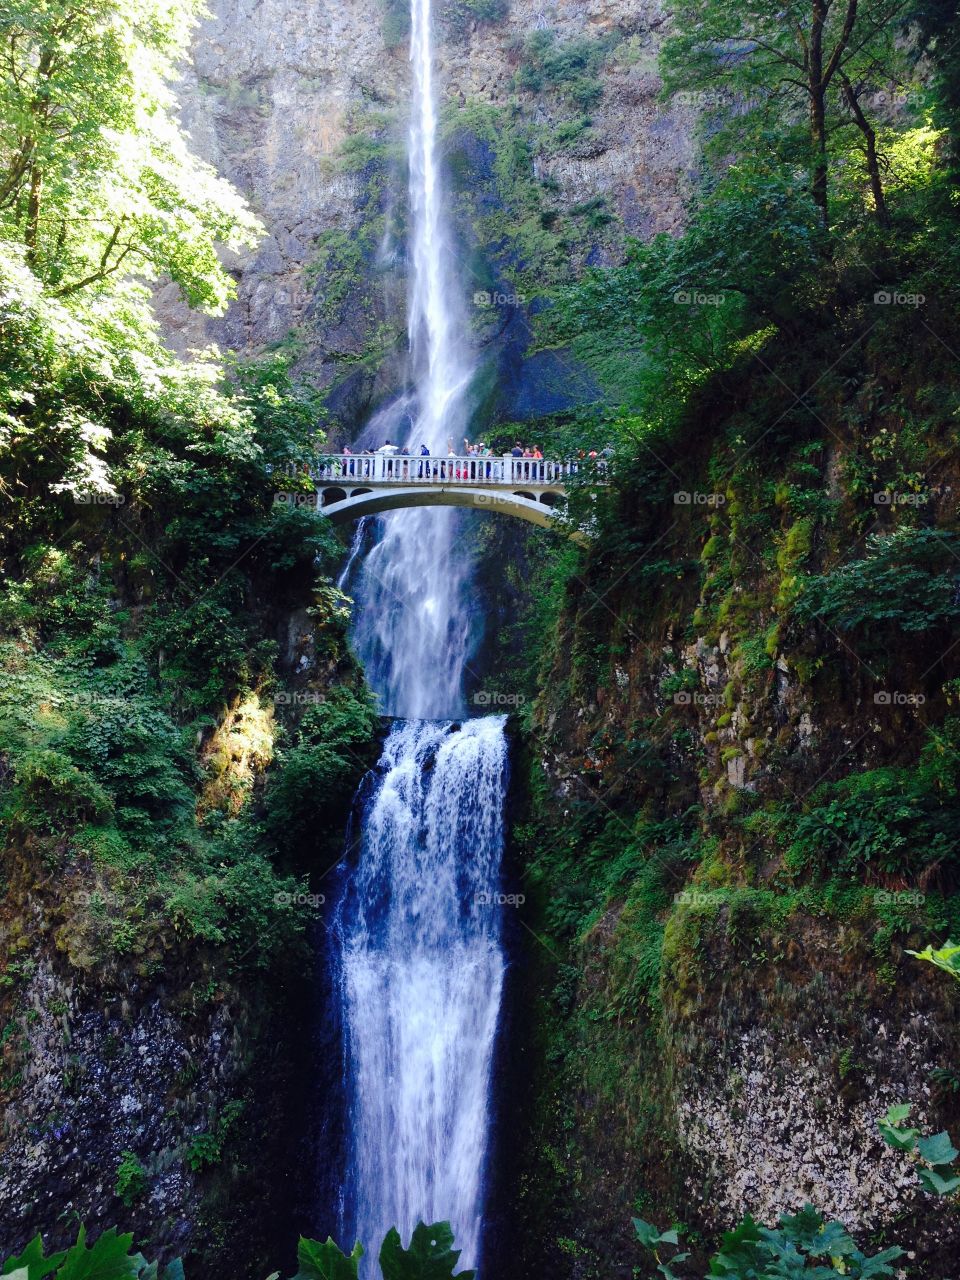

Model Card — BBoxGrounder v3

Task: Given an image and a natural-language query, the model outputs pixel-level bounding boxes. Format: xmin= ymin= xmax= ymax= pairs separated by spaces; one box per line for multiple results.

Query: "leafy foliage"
xmin=0 ymin=0 xmax=260 ymax=306
xmin=515 ymin=29 xmax=613 ymax=110
xmin=113 ymin=1153 xmax=147 ymax=1209
xmin=877 ymin=1105 xmax=960 ymax=1198
xmin=909 ymin=939 xmax=960 ymax=982
xmin=379 ymin=1223 xmax=474 ymax=1280
xmin=292 ymin=1238 xmax=363 ymax=1280
xmin=793 ymin=529 xmax=960 ymax=635
xmin=634 ymin=1205 xmax=903 ymax=1278
xmin=1 ymin=1225 xmax=473 ymax=1280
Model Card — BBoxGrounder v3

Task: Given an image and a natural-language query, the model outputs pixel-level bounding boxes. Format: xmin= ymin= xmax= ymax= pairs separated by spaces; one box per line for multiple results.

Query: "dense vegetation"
xmin=0 ymin=1221 xmax=475 ymax=1280
xmin=492 ymin=0 xmax=960 ymax=1271
xmin=0 ymin=1 xmax=377 ymax=987
xmin=5 ymin=0 xmax=960 ymax=1273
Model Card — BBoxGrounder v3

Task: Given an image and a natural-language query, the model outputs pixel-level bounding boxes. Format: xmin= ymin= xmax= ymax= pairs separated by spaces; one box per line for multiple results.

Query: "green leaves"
xmin=292 ymin=1238 xmax=363 ymax=1280
xmin=1 ymin=1236 xmax=67 ymax=1280
xmin=1 ymin=1230 xmax=185 ymax=1280
xmin=631 ymin=1218 xmax=689 ymax=1279
xmin=907 ymin=940 xmax=960 ymax=983
xmin=378 ymin=1223 xmax=475 ymax=1280
xmin=917 ymin=1166 xmax=960 ymax=1195
xmin=877 ymin=1104 xmax=921 ymax=1151
xmin=50 ymin=1228 xmax=143 ymax=1280
xmin=916 ymin=1131 xmax=959 ymax=1166
xmin=0 ymin=0 xmax=261 ymax=307
xmin=638 ymin=1206 xmax=903 ymax=1279
xmin=877 ymin=1105 xmax=960 ymax=1200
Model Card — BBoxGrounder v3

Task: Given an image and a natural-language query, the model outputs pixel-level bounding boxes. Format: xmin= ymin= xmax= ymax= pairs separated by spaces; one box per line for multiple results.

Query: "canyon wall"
xmin=158 ymin=0 xmax=695 ymax=434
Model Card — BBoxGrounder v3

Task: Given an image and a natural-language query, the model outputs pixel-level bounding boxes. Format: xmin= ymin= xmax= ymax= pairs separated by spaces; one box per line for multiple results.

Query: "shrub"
xmin=793 ymin=528 xmax=960 ymax=635
xmin=114 ymin=1151 xmax=147 ymax=1208
xmin=634 ymin=1205 xmax=902 ymax=1278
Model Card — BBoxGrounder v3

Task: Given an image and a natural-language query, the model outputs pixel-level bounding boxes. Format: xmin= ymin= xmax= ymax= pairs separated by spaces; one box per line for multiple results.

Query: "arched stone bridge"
xmin=311 ymin=454 xmax=606 ymax=536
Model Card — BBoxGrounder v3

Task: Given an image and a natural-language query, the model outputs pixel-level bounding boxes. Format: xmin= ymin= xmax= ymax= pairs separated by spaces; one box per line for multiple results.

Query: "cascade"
xmin=333 ymin=1 xmax=508 ymax=1271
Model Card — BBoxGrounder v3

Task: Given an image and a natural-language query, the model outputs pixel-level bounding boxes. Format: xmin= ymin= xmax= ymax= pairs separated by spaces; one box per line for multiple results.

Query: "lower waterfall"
xmin=335 ymin=717 xmax=508 ymax=1271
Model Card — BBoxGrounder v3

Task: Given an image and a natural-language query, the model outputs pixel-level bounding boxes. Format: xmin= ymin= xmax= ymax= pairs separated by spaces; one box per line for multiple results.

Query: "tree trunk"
xmin=841 ymin=73 xmax=888 ymax=225
xmin=809 ymin=0 xmax=830 ymax=228
xmin=25 ymin=165 xmax=43 ymax=267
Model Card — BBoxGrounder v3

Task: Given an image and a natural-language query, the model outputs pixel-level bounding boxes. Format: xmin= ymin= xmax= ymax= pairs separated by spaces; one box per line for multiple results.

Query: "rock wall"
xmin=158 ymin=0 xmax=696 ymax=430
xmin=0 ymin=841 xmax=311 ymax=1271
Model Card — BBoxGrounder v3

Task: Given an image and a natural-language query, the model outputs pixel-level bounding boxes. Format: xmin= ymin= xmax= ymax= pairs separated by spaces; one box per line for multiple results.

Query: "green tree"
xmin=0 ymin=0 xmax=260 ymax=306
xmin=661 ymin=0 xmax=919 ymax=228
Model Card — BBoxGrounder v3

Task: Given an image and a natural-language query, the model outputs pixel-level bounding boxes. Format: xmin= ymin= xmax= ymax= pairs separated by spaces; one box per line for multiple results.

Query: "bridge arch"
xmin=318 ymin=484 xmax=573 ymax=535
xmin=309 ymin=454 xmax=604 ymax=544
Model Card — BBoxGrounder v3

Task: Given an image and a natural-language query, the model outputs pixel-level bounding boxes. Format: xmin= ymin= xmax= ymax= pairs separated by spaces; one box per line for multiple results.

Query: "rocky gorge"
xmin=3 ymin=0 xmax=960 ymax=1276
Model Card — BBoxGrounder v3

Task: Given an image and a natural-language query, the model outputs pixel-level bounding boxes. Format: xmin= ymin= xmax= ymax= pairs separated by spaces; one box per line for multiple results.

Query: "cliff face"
xmin=0 ymin=838 xmax=307 ymax=1268
xmin=158 ymin=0 xmax=695 ymax=431
xmin=503 ymin=353 xmax=960 ymax=1273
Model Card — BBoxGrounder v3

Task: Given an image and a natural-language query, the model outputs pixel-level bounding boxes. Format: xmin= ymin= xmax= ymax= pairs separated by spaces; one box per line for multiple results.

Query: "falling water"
xmin=337 ymin=720 xmax=507 ymax=1269
xmin=345 ymin=0 xmax=477 ymax=720
xmin=332 ymin=0 xmax=508 ymax=1272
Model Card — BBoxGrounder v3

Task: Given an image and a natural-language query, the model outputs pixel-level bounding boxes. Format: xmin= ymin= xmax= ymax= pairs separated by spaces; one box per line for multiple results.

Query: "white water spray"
xmin=338 ymin=719 xmax=507 ymax=1270
xmin=347 ymin=0 xmax=477 ymax=720
xmin=334 ymin=2 xmax=507 ymax=1272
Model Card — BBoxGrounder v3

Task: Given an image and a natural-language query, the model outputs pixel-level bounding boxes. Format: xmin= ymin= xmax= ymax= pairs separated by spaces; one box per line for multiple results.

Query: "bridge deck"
xmin=311 ymin=454 xmax=606 ymax=489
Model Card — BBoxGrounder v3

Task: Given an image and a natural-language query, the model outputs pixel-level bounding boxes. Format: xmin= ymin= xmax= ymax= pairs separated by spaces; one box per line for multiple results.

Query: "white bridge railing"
xmin=311 ymin=454 xmax=607 ymax=487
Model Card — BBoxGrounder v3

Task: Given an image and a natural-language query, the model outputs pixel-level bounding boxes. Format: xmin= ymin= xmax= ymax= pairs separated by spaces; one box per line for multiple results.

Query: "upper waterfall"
xmin=341 ymin=0 xmax=479 ymax=721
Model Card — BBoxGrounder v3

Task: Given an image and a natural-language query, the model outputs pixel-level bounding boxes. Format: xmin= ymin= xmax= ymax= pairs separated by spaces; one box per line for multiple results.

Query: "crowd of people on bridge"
xmin=325 ymin=437 xmax=612 ymax=482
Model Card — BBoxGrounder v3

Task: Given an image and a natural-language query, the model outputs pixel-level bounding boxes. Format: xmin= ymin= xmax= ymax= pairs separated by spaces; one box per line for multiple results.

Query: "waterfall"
xmin=336 ymin=720 xmax=507 ymax=1270
xmin=331 ymin=0 xmax=508 ymax=1272
xmin=345 ymin=0 xmax=476 ymax=721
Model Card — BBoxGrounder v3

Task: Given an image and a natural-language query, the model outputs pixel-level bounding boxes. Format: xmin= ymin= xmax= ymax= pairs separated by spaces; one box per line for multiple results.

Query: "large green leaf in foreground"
xmin=378 ymin=1223 xmax=475 ymax=1280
